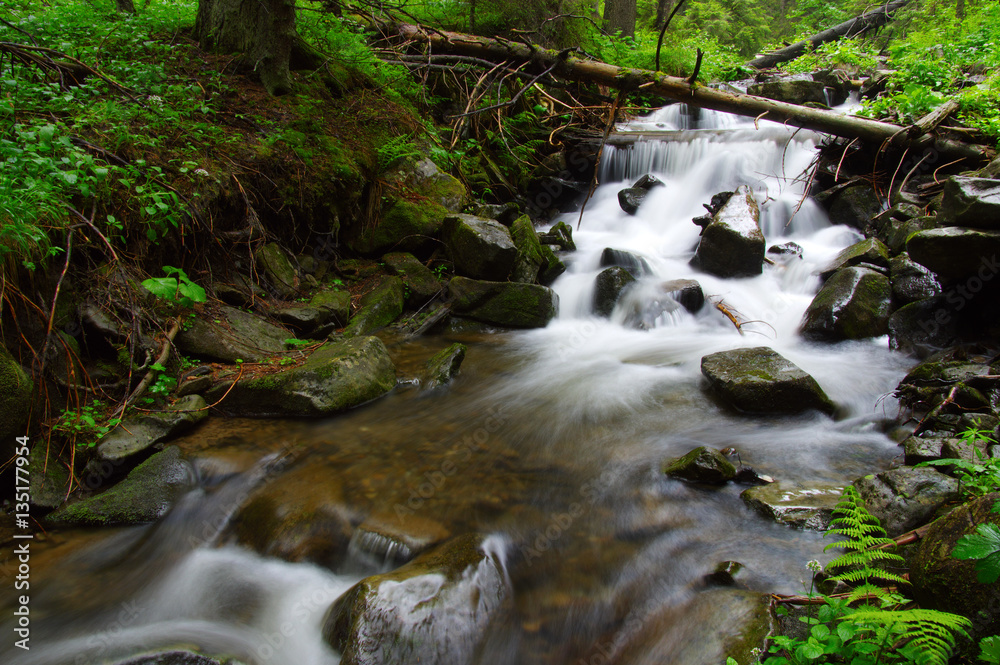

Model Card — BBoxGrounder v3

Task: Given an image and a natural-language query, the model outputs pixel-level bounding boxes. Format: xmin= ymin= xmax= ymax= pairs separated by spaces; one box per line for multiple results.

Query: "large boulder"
xmin=176 ymin=305 xmax=289 ymax=363
xmin=383 ymin=252 xmax=444 ymax=307
xmin=821 ymin=182 xmax=883 ymax=230
xmin=94 ymin=395 xmax=208 ymax=465
xmin=441 ymin=214 xmax=517 ymax=280
xmin=907 ymin=226 xmax=1000 ymax=281
xmin=910 ymin=493 xmax=1000 ymax=640
xmin=254 ymin=242 xmax=299 ymax=298
xmin=887 ymin=297 xmax=959 ymax=356
xmin=344 ymin=276 xmax=404 ymax=336
xmin=818 ymin=238 xmax=890 ymax=279
xmin=322 ymin=533 xmax=510 ymax=665
xmin=28 ymin=442 xmax=71 ymax=509
xmin=938 ymin=176 xmax=1000 ymax=229
xmin=741 ymin=481 xmax=845 ymax=531
xmin=390 ymin=157 xmax=469 ymax=213
xmin=799 ymin=266 xmax=892 ymax=341
xmin=852 ymin=467 xmax=960 ymax=537
xmin=47 ymin=446 xmax=195 ymax=526
xmin=448 ymin=277 xmax=558 ymax=328
xmin=347 ymin=199 xmax=449 ymax=257
xmin=701 ymin=347 xmax=835 ymax=415
xmin=663 ymin=446 xmax=737 ymax=485
xmin=748 ymin=79 xmax=830 ymax=105
xmin=509 ymin=214 xmax=546 ymax=283
xmin=593 ymin=266 xmax=637 ymax=317
xmin=275 ymin=289 xmax=350 ymax=336
xmin=690 ymin=186 xmax=765 ymax=278
xmin=0 ymin=344 xmax=33 ymax=462
xmin=890 ymin=253 xmax=941 ymax=304
xmin=205 ymin=336 xmax=396 ymax=417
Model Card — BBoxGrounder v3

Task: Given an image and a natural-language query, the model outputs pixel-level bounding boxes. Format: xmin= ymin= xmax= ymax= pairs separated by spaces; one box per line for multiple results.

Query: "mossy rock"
xmin=911 ymin=493 xmax=1000 ymax=640
xmin=819 ymin=238 xmax=890 ymax=279
xmin=346 ymin=198 xmax=449 ymax=257
xmin=343 ymin=276 xmax=405 ymax=336
xmin=593 ymin=266 xmax=636 ymax=318
xmin=383 ymin=252 xmax=444 ymax=307
xmin=663 ymin=446 xmax=737 ymax=485
xmin=740 ymin=481 xmax=845 ymax=531
xmin=441 ymin=214 xmax=518 ymax=281
xmin=94 ymin=395 xmax=208 ymax=467
xmin=389 ymin=157 xmax=469 ymax=212
xmin=701 ymin=347 xmax=835 ymax=415
xmin=204 ymin=336 xmax=396 ymax=417
xmin=800 ymin=266 xmax=892 ymax=341
xmin=321 ymin=533 xmax=509 ymax=665
xmin=176 ymin=305 xmax=289 ymax=363
xmin=890 ymin=253 xmax=941 ymax=304
xmin=421 ymin=342 xmax=467 ymax=391
xmin=690 ymin=185 xmax=765 ymax=278
xmin=939 ymin=176 xmax=1000 ymax=230
xmin=448 ymin=277 xmax=558 ymax=328
xmin=907 ymin=226 xmax=1000 ymax=281
xmin=852 ymin=466 xmax=960 ymax=537
xmin=509 ymin=214 xmax=546 ymax=284
xmin=47 ymin=446 xmax=195 ymax=526
xmin=254 ymin=242 xmax=299 ymax=298
xmin=0 ymin=344 xmax=33 ymax=462
xmin=28 ymin=442 xmax=71 ymax=509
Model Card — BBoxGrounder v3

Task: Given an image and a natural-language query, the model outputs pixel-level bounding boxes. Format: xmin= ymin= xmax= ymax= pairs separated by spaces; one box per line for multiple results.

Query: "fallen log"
xmin=748 ymin=0 xmax=912 ymax=70
xmin=390 ymin=22 xmax=993 ymax=164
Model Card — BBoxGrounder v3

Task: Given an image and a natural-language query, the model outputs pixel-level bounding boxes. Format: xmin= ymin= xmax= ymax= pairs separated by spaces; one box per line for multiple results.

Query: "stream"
xmin=3 ymin=104 xmax=913 ymax=665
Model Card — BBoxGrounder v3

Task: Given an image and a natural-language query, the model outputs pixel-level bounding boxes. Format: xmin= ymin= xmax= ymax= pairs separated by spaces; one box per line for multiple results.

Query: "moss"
xmin=348 ymin=198 xmax=449 ymax=256
xmin=0 ymin=345 xmax=33 ymax=452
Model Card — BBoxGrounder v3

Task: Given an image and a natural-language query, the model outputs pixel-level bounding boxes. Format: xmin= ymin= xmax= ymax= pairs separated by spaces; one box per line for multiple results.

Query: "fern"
xmin=845 ymin=608 xmax=971 ymax=665
xmin=824 ymin=486 xmax=908 ymax=604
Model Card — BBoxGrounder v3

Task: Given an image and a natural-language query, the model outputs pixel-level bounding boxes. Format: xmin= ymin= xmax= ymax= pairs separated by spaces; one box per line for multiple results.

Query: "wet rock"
xmin=902 ymin=435 xmax=948 ymax=465
xmin=741 ymin=481 xmax=845 ymax=531
xmin=95 ymin=395 xmax=208 ymax=465
xmin=613 ymin=588 xmax=774 ymax=665
xmin=938 ymin=176 xmax=1000 ymax=229
xmin=204 ymin=336 xmax=396 ymax=417
xmin=177 ymin=374 xmax=213 ymax=397
xmin=442 ymin=214 xmax=517 ymax=280
xmin=911 ymin=493 xmax=1000 ymax=640
xmin=884 ymin=215 xmax=939 ymax=254
xmin=275 ymin=290 xmax=349 ymax=336
xmin=704 ymin=561 xmax=751 ymax=588
xmin=110 ymin=651 xmax=243 ymax=665
xmin=601 ymin=247 xmax=652 ymax=277
xmin=449 ymin=277 xmax=558 ymax=328
xmin=662 ymin=279 xmax=706 ymax=313
xmin=510 ymin=214 xmax=546 ymax=283
xmin=621 ymin=279 xmax=705 ymax=329
xmin=887 ymin=297 xmax=959 ymax=357
xmin=890 ymin=253 xmax=941 ymax=304
xmin=852 ymin=466 xmax=960 ymax=537
xmin=392 ymin=158 xmax=469 ymax=213
xmin=663 ymin=446 xmax=737 ymax=485
xmin=701 ymin=347 xmax=835 ymax=415
xmin=28 ymin=442 xmax=70 ymax=509
xmin=618 ymin=174 xmax=665 ymax=215
xmin=383 ymin=252 xmax=443 ymax=308
xmin=232 ymin=465 xmax=355 ymax=568
xmin=538 ymin=221 xmax=576 ymax=251
xmin=48 ymin=446 xmax=195 ymax=526
xmin=800 ymin=266 xmax=892 ymax=341
xmin=593 ymin=266 xmax=637 ymax=317
xmin=748 ymin=79 xmax=830 ymax=105
xmin=471 ymin=202 xmax=521 ymax=226
xmin=907 ymin=226 xmax=1000 ymax=281
xmin=537 ymin=244 xmax=567 ymax=286
xmin=322 ymin=533 xmax=509 ymax=665
xmin=818 ymin=238 xmax=890 ymax=279
xmin=0 ymin=344 xmax=32 ymax=462
xmin=767 ymin=242 xmax=803 ymax=261
xmin=177 ymin=305 xmax=289 ymax=363
xmin=421 ymin=342 xmax=467 ymax=391
xmin=822 ymin=182 xmax=883 ymax=230
xmin=347 ymin=199 xmax=449 ymax=257
xmin=344 ymin=276 xmax=404 ymax=336
xmin=254 ymin=242 xmax=299 ymax=298
xmin=349 ymin=513 xmax=452 ymax=566
xmin=690 ymin=185 xmax=765 ymax=278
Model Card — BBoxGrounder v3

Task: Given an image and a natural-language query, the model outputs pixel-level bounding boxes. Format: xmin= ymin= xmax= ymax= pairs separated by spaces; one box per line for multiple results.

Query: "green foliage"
xmin=146 ymin=362 xmax=177 ymax=400
xmin=917 ymin=422 xmax=1000 ymax=498
xmin=981 ymin=636 xmax=1000 ymax=664
xmin=53 ymin=401 xmax=121 ymax=449
xmin=142 ymin=266 xmax=207 ymax=308
xmin=952 ymin=500 xmax=1000 ymax=585
xmin=376 ymin=134 xmax=423 ymax=172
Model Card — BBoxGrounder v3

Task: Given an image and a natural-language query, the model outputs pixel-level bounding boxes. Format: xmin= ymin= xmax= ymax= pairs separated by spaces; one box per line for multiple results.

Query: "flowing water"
xmin=3 ymin=105 xmax=912 ymax=665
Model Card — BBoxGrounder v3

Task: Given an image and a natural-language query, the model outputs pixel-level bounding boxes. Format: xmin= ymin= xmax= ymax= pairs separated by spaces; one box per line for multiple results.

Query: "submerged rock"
xmin=701 ymin=347 xmax=835 ymax=415
xmin=442 ymin=214 xmax=517 ymax=281
xmin=741 ymin=481 xmax=845 ymax=531
xmin=177 ymin=305 xmax=289 ymax=363
xmin=344 ymin=276 xmax=404 ymax=336
xmin=799 ymin=266 xmax=891 ymax=341
xmin=349 ymin=512 xmax=452 ymax=566
xmin=95 ymin=395 xmax=208 ymax=465
xmin=938 ymin=176 xmax=1000 ymax=229
xmin=620 ymin=279 xmax=704 ymax=330
xmin=663 ymin=446 xmax=737 ymax=485
xmin=593 ymin=266 xmax=637 ymax=317
xmin=421 ymin=343 xmax=467 ymax=391
xmin=600 ymin=247 xmax=653 ymax=277
xmin=110 ymin=651 xmax=244 ymax=665
xmin=852 ymin=467 xmax=960 ymax=537
xmin=322 ymin=533 xmax=509 ymax=665
xmin=910 ymin=493 xmax=1000 ymax=640
xmin=449 ymin=277 xmax=558 ymax=328
xmin=48 ymin=446 xmax=195 ymax=526
xmin=205 ymin=336 xmax=396 ymax=417
xmin=690 ymin=185 xmax=765 ymax=278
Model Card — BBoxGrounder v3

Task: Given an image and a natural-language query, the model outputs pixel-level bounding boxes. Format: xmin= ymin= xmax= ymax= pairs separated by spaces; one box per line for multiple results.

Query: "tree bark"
xmin=195 ymin=0 xmax=297 ymax=95
xmin=603 ymin=0 xmax=637 ymax=38
xmin=748 ymin=0 xmax=912 ymax=70
xmin=655 ymin=0 xmax=675 ymax=29
xmin=116 ymin=0 xmax=136 ymax=14
xmin=390 ymin=22 xmax=992 ymax=163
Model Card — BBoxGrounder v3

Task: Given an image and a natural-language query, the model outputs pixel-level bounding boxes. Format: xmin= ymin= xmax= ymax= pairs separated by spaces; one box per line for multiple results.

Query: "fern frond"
xmin=826 ymin=549 xmax=905 ymax=570
xmin=844 ymin=608 xmax=971 ymax=665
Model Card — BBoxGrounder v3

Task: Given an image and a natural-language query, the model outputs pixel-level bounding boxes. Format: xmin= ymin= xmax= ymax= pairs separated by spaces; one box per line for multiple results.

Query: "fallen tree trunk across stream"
xmin=390 ymin=22 xmax=993 ymax=164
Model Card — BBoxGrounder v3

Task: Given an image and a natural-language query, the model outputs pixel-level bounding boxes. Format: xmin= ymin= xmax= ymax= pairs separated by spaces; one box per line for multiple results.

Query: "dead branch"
xmin=713 ymin=298 xmax=746 ymax=335
xmin=118 ymin=317 xmax=181 ymax=415
xmin=577 ymin=90 xmax=624 ymax=230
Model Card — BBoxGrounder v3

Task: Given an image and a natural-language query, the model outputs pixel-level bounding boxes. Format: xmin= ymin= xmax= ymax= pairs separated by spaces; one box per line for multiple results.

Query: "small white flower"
xmin=806 ymin=559 xmax=823 ymax=573
xmin=194 ymin=168 xmax=209 ymax=177
xmin=751 ymin=647 xmax=763 ymax=657
xmin=147 ymin=95 xmax=163 ymax=106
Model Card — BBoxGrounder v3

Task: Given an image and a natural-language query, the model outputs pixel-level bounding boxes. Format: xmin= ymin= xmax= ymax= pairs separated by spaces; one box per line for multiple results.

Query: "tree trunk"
xmin=390 ymin=22 xmax=992 ymax=163
xmin=116 ymin=0 xmax=136 ymax=14
xmin=603 ymin=0 xmax=637 ymax=38
xmin=655 ymin=0 xmax=674 ymax=28
xmin=748 ymin=0 xmax=912 ymax=69
xmin=195 ymin=0 xmax=297 ymax=95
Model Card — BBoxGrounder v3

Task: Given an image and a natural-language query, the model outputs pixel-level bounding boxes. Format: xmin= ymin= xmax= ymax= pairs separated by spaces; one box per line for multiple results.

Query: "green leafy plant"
xmin=917 ymin=423 xmax=1000 ymax=497
xmin=146 ymin=362 xmax=177 ymax=399
xmin=142 ymin=266 xmax=207 ymax=308
xmin=53 ymin=401 xmax=121 ymax=449
xmin=283 ymin=338 xmax=312 ymax=348
xmin=952 ymin=500 xmax=1000 ymax=584
xmin=980 ymin=636 xmax=1000 ymax=664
